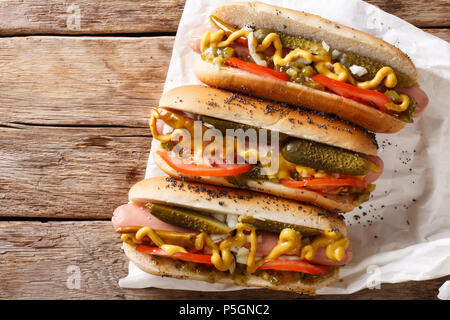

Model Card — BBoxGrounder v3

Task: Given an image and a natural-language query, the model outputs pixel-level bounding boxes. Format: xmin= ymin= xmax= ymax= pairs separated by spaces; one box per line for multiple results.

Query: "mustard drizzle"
xmin=118 ymin=223 xmax=348 ymax=273
xmin=200 ymin=27 xmax=408 ymax=111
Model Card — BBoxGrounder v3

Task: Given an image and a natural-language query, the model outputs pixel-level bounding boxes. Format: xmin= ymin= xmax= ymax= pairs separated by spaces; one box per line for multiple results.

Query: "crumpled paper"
xmin=119 ymin=0 xmax=450 ymax=295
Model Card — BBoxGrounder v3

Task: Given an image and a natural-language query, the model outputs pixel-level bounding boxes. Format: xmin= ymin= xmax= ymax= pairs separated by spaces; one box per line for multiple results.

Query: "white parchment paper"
xmin=119 ymin=0 xmax=450 ymax=296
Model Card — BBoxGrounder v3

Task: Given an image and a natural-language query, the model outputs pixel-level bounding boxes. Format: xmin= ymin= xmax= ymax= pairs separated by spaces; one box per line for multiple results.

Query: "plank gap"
xmin=0 ymin=217 xmax=111 ymax=222
xmin=0 ymin=32 xmax=177 ymax=38
xmin=7 ymin=122 xmax=149 ymax=129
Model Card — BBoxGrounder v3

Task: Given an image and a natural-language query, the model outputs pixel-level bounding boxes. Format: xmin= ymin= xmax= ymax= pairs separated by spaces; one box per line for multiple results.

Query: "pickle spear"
xmin=240 ymin=216 xmax=322 ymax=236
xmin=281 ymin=139 xmax=370 ymax=176
xmin=146 ymin=203 xmax=232 ymax=234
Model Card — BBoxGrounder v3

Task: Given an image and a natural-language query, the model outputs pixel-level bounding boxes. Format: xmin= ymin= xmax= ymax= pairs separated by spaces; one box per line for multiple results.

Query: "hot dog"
xmin=113 ymin=177 xmax=353 ymax=294
xmin=151 ymin=85 xmax=383 ymax=213
xmin=188 ymin=2 xmax=429 ymax=133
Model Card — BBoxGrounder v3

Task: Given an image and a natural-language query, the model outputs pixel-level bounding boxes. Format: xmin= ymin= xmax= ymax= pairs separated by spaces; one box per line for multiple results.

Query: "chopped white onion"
xmin=209 ymin=233 xmax=229 ymax=243
xmin=278 ymin=255 xmax=301 ymax=260
xmin=332 ymin=49 xmax=341 ymax=60
xmin=226 ymin=214 xmax=238 ymax=229
xmin=248 ymin=32 xmax=268 ymax=67
xmin=294 ymin=57 xmax=311 ymax=65
xmin=211 ymin=212 xmax=227 ymax=223
xmin=230 ymin=246 xmax=240 ymax=254
xmin=242 ymin=25 xmax=255 ymax=32
xmin=236 ymin=247 xmax=250 ymax=265
xmin=349 ymin=65 xmax=368 ymax=77
xmin=321 ymin=40 xmax=330 ymax=52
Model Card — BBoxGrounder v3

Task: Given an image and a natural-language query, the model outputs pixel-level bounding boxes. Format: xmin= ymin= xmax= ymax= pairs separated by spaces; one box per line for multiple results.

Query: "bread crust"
xmin=152 ymin=140 xmax=356 ymax=213
xmin=194 ymin=59 xmax=405 ymax=134
xmin=123 ymin=242 xmax=339 ymax=294
xmin=211 ymin=1 xmax=417 ymax=81
xmin=129 ymin=176 xmax=347 ymax=235
xmin=159 ymin=85 xmax=379 ymax=155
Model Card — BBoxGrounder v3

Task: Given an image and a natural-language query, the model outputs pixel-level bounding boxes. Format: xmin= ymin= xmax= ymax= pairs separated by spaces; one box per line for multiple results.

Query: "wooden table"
xmin=1 ymin=0 xmax=449 ymax=300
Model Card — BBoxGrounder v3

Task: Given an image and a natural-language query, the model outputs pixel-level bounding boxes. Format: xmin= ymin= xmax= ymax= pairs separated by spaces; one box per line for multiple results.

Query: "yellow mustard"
xmin=301 ymin=227 xmax=349 ymax=262
xmin=121 ymin=227 xmax=188 ymax=255
xmin=118 ymin=222 xmax=349 ymax=273
xmin=385 ymin=94 xmax=410 ymax=112
xmin=150 ymin=109 xmax=351 ymax=181
xmin=150 ymin=108 xmax=197 ymax=143
xmin=315 ymin=61 xmax=356 ymax=85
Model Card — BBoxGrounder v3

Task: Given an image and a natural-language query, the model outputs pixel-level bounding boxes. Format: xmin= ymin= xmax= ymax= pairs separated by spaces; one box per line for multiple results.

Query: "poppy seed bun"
xmin=192 ymin=1 xmax=416 ymax=133
xmin=212 ymin=1 xmax=417 ymax=81
xmin=159 ymin=85 xmax=378 ymax=156
xmin=122 ymin=242 xmax=339 ymax=295
xmin=129 ymin=177 xmax=347 ymax=236
xmin=194 ymin=60 xmax=406 ymax=133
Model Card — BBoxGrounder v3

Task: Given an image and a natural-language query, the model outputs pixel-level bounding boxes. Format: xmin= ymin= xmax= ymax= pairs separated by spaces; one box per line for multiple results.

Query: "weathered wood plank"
xmin=0 ymin=221 xmax=447 ymax=300
xmin=367 ymin=0 xmax=450 ymax=27
xmin=0 ymin=0 xmax=184 ymax=35
xmin=0 ymin=125 xmax=151 ymax=219
xmin=0 ymin=0 xmax=448 ymax=36
xmin=423 ymin=28 xmax=450 ymax=43
xmin=0 ymin=36 xmax=173 ymax=127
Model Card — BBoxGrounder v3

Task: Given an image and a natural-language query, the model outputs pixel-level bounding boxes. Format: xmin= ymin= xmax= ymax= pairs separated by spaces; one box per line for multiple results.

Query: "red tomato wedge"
xmin=156 ymin=150 xmax=252 ymax=177
xmin=136 ymin=245 xmax=329 ymax=275
xmin=225 ymin=57 xmax=290 ymax=82
xmin=258 ymin=259 xmax=330 ymax=275
xmin=280 ymin=178 xmax=367 ymax=189
xmin=235 ymin=37 xmax=248 ymax=47
xmin=311 ymin=74 xmax=394 ymax=113
xmin=136 ymin=245 xmax=213 ymax=265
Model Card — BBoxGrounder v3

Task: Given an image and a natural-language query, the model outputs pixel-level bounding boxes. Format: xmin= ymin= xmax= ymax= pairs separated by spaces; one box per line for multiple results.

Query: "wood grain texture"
xmin=0 ymin=0 xmax=448 ymax=37
xmin=0 ymin=125 xmax=151 ymax=219
xmin=0 ymin=0 xmax=448 ymax=301
xmin=0 ymin=0 xmax=185 ymax=35
xmin=367 ymin=0 xmax=450 ymax=27
xmin=423 ymin=28 xmax=450 ymax=43
xmin=0 ymin=221 xmax=447 ymax=300
xmin=0 ymin=36 xmax=172 ymax=127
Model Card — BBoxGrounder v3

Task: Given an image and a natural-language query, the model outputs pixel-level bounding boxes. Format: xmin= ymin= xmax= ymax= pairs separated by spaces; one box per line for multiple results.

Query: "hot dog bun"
xmin=122 ymin=177 xmax=345 ymax=294
xmin=211 ymin=2 xmax=416 ymax=80
xmin=129 ymin=177 xmax=347 ymax=234
xmin=194 ymin=1 xmax=416 ymax=133
xmin=159 ymin=85 xmax=378 ymax=156
xmin=194 ymin=60 xmax=406 ymax=133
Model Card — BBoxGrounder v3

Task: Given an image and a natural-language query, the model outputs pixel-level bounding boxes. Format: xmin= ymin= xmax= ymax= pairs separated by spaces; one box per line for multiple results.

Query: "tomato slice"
xmin=136 ymin=245 xmax=213 ymax=265
xmin=225 ymin=57 xmax=290 ymax=82
xmin=156 ymin=150 xmax=252 ymax=177
xmin=235 ymin=37 xmax=248 ymax=47
xmin=258 ymin=259 xmax=330 ymax=275
xmin=137 ymin=245 xmax=329 ymax=275
xmin=311 ymin=74 xmax=394 ymax=113
xmin=280 ymin=178 xmax=367 ymax=189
